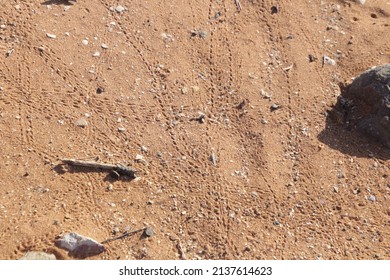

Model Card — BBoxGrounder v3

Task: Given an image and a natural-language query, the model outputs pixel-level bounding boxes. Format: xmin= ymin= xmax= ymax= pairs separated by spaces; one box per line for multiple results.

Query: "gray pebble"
xmin=115 ymin=5 xmax=125 ymax=13
xmin=141 ymin=146 xmax=148 ymax=153
xmin=367 ymin=195 xmax=376 ymax=202
xmin=75 ymin=118 xmax=88 ymax=128
xmin=198 ymin=30 xmax=208 ymax=39
xmin=144 ymin=227 xmax=155 ymax=237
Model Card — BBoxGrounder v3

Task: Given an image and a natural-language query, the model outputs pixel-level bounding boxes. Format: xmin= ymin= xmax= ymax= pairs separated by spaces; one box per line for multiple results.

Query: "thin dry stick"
xmin=234 ymin=0 xmax=242 ymax=12
xmin=62 ymin=158 xmax=118 ymax=170
xmin=101 ymin=228 xmax=146 ymax=244
xmin=61 ymin=158 xmax=137 ymax=178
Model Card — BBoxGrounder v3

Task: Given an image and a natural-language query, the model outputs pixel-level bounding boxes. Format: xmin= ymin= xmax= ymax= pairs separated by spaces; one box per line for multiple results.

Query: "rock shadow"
xmin=319 ymin=84 xmax=390 ymax=160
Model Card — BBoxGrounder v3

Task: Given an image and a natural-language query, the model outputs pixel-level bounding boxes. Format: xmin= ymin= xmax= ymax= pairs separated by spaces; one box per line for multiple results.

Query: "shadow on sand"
xmin=318 ymin=84 xmax=390 ymax=161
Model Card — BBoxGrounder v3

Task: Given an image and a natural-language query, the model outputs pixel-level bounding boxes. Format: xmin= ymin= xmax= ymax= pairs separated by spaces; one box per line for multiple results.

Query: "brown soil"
xmin=0 ymin=0 xmax=389 ymax=260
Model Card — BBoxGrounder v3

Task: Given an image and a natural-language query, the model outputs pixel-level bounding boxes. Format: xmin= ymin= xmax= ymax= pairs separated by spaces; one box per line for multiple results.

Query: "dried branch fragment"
xmin=61 ymin=158 xmax=137 ymax=178
xmin=101 ymin=228 xmax=146 ymax=244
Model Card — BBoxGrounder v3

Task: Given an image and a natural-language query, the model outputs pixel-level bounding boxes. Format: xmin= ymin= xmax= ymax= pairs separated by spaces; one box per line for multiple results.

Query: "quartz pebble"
xmin=115 ymin=5 xmax=126 ymax=13
xmin=75 ymin=118 xmax=88 ymax=128
xmin=323 ymin=55 xmax=336 ymax=66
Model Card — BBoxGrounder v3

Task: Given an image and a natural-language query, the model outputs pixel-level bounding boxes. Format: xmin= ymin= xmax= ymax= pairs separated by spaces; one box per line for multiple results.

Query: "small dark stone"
xmin=271 ymin=6 xmax=278 ymax=14
xmin=273 ymin=220 xmax=280 ymax=226
xmin=96 ymin=86 xmax=105 ymax=94
xmin=308 ymin=54 xmax=317 ymax=62
xmin=214 ymin=11 xmax=222 ymax=19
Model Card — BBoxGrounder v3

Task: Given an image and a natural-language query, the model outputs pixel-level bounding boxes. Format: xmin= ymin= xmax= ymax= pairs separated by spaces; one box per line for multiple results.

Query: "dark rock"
xmin=96 ymin=86 xmax=105 ymax=94
xmin=55 ymin=232 xmax=105 ymax=259
xmin=332 ymin=64 xmax=390 ymax=148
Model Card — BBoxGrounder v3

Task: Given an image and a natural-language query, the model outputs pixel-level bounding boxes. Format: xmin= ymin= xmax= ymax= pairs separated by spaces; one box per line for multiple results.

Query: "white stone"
xmin=81 ymin=39 xmax=89 ymax=45
xmin=75 ymin=118 xmax=88 ymax=127
xmin=46 ymin=33 xmax=57 ymax=39
xmin=115 ymin=5 xmax=126 ymax=13
xmin=323 ymin=55 xmax=336 ymax=66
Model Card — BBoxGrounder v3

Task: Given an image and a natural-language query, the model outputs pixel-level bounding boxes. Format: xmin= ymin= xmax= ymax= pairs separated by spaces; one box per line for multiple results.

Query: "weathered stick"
xmin=62 ymin=158 xmax=117 ymax=169
xmin=101 ymin=228 xmax=146 ymax=244
xmin=61 ymin=158 xmax=137 ymax=178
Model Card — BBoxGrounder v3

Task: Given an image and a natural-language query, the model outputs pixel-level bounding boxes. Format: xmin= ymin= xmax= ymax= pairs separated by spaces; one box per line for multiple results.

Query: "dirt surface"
xmin=0 ymin=0 xmax=389 ymax=260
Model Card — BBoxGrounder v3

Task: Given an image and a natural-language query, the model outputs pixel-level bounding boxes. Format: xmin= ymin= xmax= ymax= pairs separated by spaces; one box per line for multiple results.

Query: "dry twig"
xmin=61 ymin=158 xmax=137 ymax=178
xmin=101 ymin=228 xmax=146 ymax=244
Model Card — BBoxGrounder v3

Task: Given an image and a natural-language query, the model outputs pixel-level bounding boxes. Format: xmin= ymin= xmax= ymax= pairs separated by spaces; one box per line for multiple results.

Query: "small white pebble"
xmin=46 ymin=33 xmax=57 ymax=39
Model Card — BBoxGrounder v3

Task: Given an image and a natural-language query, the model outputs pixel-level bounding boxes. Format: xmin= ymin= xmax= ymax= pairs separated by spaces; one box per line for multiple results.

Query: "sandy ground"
xmin=0 ymin=0 xmax=389 ymax=260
